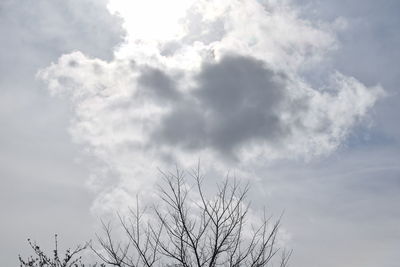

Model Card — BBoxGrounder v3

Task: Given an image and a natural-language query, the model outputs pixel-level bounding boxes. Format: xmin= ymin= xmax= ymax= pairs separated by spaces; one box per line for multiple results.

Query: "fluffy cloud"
xmin=38 ymin=0 xmax=383 ymax=213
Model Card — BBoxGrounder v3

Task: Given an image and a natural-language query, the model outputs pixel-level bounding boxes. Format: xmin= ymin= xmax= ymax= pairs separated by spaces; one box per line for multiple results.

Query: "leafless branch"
xmin=93 ymin=167 xmax=291 ymax=267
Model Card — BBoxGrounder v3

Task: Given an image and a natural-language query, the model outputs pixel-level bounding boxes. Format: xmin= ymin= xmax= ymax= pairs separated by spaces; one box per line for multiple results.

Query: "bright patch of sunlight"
xmin=108 ymin=0 xmax=195 ymax=42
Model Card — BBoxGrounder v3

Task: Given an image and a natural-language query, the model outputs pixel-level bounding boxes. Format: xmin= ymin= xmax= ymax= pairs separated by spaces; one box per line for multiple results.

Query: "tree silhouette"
xmin=19 ymin=167 xmax=291 ymax=266
xmin=92 ymin=167 xmax=291 ymax=267
xmin=19 ymin=234 xmax=102 ymax=267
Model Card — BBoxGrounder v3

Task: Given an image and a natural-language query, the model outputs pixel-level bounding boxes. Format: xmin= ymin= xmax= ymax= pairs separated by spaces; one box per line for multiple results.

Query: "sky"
xmin=1 ymin=0 xmax=399 ymax=266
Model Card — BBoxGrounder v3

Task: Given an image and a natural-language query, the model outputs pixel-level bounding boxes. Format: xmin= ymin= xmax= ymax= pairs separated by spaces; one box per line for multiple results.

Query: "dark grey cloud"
xmin=137 ymin=66 xmax=181 ymax=102
xmin=150 ymin=55 xmax=299 ymax=157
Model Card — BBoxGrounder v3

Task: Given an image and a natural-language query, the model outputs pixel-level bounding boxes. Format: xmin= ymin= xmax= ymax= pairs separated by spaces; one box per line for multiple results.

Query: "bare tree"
xmin=93 ymin=167 xmax=291 ymax=267
xmin=19 ymin=234 xmax=103 ymax=267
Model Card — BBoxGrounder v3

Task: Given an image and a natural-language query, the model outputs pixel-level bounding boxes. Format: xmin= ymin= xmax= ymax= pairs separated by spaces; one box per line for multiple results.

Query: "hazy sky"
xmin=1 ymin=0 xmax=399 ymax=266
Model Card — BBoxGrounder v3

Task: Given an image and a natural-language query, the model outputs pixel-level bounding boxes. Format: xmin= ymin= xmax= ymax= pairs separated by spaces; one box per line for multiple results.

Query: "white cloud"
xmin=38 ymin=0 xmax=383 ymax=215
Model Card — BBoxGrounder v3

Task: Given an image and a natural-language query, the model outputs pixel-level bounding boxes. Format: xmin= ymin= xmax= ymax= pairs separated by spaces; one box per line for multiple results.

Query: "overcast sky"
xmin=1 ymin=0 xmax=399 ymax=266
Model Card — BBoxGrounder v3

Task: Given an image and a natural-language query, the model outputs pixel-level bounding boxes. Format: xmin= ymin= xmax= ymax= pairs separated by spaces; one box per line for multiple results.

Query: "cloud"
xmin=39 ymin=53 xmax=382 ymax=165
xmin=152 ymin=55 xmax=291 ymax=157
xmin=38 ymin=0 xmax=383 ymax=214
